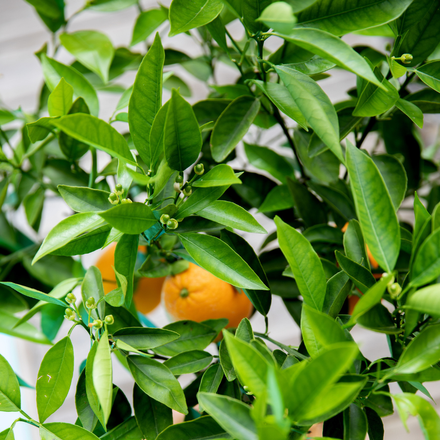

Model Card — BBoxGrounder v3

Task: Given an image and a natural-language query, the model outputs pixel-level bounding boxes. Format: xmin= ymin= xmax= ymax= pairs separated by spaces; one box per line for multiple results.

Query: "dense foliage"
xmin=2 ymin=0 xmax=440 ymax=439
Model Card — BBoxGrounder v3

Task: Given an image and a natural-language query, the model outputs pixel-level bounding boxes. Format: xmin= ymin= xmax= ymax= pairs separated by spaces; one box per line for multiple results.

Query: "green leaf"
xmin=93 ymin=328 xmax=113 ymax=425
xmin=394 ymin=324 xmax=440 ymax=375
xmin=241 ymin=0 xmax=272 ymax=33
xmin=58 ymin=185 xmax=111 ymax=212
xmin=274 ymin=29 xmax=384 ymax=89
xmin=156 ymin=415 xmax=231 ymax=440
xmin=346 ymin=140 xmax=400 ymax=272
xmin=206 ymin=15 xmax=229 ymax=53
xmin=36 ymin=337 xmax=74 ymax=422
xmin=24 ymin=186 xmax=45 ymax=227
xmin=33 ymin=213 xmax=105 ymax=264
xmin=250 ymin=80 xmax=308 ymax=130
xmin=129 ymin=33 xmax=164 ymax=167
xmin=301 ymin=304 xmax=348 ymax=357
xmin=24 ymin=0 xmax=65 ymax=32
xmin=275 ymin=216 xmax=326 ymax=310
xmin=343 ymin=219 xmax=369 ymax=268
xmin=197 ymin=393 xmax=258 ymax=440
xmin=40 ymin=423 xmax=100 ymax=440
xmin=82 ymin=266 xmax=106 ymax=320
xmin=131 ymin=9 xmax=168 ymax=46
xmin=169 ymin=0 xmax=223 ymax=36
xmin=100 ymin=416 xmax=143 ymax=439
xmin=86 ymin=0 xmax=139 ymax=12
xmin=41 ymin=55 xmax=99 ymax=116
xmin=164 ymin=89 xmax=202 ymax=171
xmin=197 ymin=200 xmax=266 ymax=233
xmin=392 ymin=393 xmax=440 ymax=438
xmin=114 ymin=234 xmax=138 ymax=307
xmin=343 ymin=404 xmax=368 ymax=440
xmin=192 ymin=164 xmax=241 ymax=188
xmin=371 ymin=154 xmax=407 ymax=211
xmin=179 ymin=233 xmax=269 ymax=291
xmin=128 ymin=355 xmax=188 ymax=414
xmin=48 ymin=78 xmax=73 ymax=117
xmin=0 ymin=354 xmax=21 ymax=412
xmin=99 ymin=203 xmax=157 ymax=235
xmin=223 ymin=331 xmax=270 ymax=398
xmin=410 ymin=228 xmax=440 ymax=287
xmin=416 ymin=61 xmax=440 ymax=94
xmin=244 ymin=143 xmax=294 ymax=183
xmin=405 ymin=284 xmax=440 ymax=317
xmin=219 ymin=339 xmax=236 ymax=381
xmin=335 ymin=250 xmax=375 ymax=293
xmin=52 ymin=114 xmax=135 ymax=166
xmin=324 ymin=271 xmax=352 ymax=318
xmin=296 ymin=0 xmax=414 ymax=36
xmin=258 ymin=185 xmax=293 ymax=213
xmin=153 ymin=321 xmax=217 ymax=356
xmin=0 ymin=282 xmax=67 ymax=308
xmin=0 ymin=310 xmax=51 ymax=345
xmin=133 ymin=384 xmax=173 ymax=440
xmin=113 ymin=327 xmax=180 ymax=350
xmin=345 ymin=274 xmax=393 ymax=327
xmin=164 ymin=351 xmax=213 ymax=375
xmin=76 ymin=370 xmax=98 ymax=432
xmin=257 ymin=2 xmax=297 ymax=34
xmin=199 ymin=363 xmax=224 ymax=396
xmin=60 ymin=31 xmax=114 ymax=83
xmin=276 ymin=65 xmax=343 ymax=163
xmin=395 ymin=99 xmax=424 ymax=129
xmin=211 ymin=96 xmax=261 ymax=163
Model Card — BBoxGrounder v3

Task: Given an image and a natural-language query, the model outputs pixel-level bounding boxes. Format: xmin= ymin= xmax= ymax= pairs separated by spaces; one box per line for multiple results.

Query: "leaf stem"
xmin=254 ymin=332 xmax=308 ymax=360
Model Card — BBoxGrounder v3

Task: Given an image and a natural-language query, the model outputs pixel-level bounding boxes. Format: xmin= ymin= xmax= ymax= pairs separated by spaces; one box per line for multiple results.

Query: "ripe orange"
xmin=94 ymin=243 xmax=164 ymax=314
xmin=162 ymin=263 xmax=253 ymax=328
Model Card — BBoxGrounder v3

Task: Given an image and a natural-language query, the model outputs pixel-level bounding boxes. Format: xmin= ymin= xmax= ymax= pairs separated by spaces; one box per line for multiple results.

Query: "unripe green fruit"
xmin=166 ymin=218 xmax=179 ymax=230
xmin=160 ymin=214 xmax=170 ymax=224
xmin=194 ymin=163 xmax=204 ymax=175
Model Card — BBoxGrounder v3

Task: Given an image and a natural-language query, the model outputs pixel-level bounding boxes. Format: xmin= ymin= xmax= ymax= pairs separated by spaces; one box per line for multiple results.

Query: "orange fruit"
xmin=162 ymin=262 xmax=253 ymax=328
xmin=95 ymin=243 xmax=164 ymax=314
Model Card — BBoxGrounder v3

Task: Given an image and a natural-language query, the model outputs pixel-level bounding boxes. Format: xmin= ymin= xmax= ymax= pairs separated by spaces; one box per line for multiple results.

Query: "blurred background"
xmin=1 ymin=0 xmax=439 ymax=438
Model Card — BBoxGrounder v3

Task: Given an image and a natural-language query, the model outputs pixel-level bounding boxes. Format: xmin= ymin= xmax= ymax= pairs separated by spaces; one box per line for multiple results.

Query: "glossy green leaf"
xmin=197 ymin=393 xmax=258 ymax=440
xmin=275 ymin=216 xmax=326 ymax=310
xmin=416 ymin=61 xmax=440 ymax=94
xmin=133 ymin=384 xmax=173 ymax=440
xmin=179 ymin=233 xmax=269 ymax=291
xmin=131 ymin=9 xmax=168 ymax=46
xmin=60 ymin=31 xmax=114 ymax=83
xmin=0 ymin=282 xmax=67 ymax=308
xmin=343 ymin=219 xmax=369 ymax=268
xmin=343 ymin=404 xmax=368 ymax=440
xmin=40 ymin=423 xmax=100 ymax=440
xmin=301 ymin=304 xmax=348 ymax=357
xmin=154 ymin=321 xmax=216 ymax=356
xmin=41 ymin=55 xmax=99 ymax=116
xmin=24 ymin=186 xmax=45 ymax=227
xmin=324 ymin=271 xmax=353 ymax=318
xmin=48 ymin=78 xmax=73 ymax=117
xmin=52 ymin=114 xmax=135 ymax=166
xmin=128 ymin=355 xmax=188 ymax=414
xmin=346 ymin=275 xmax=392 ymax=328
xmin=197 ymin=200 xmax=266 ymax=233
xmin=411 ymin=228 xmax=440 ymax=287
xmin=164 ymin=89 xmax=202 ymax=171
xmin=113 ymin=327 xmax=179 ymax=350
xmin=99 ymin=203 xmax=157 ymax=234
xmin=129 ymin=33 xmax=164 ymax=167
xmin=75 ymin=369 xmax=98 ymax=432
xmin=276 ymin=65 xmax=343 ymax=163
xmin=335 ymin=251 xmax=375 ymax=293
xmin=392 ymin=393 xmax=440 ymax=438
xmin=156 ymin=415 xmax=231 ymax=440
xmin=346 ymin=140 xmax=400 ymax=272
xmin=99 ymin=416 xmax=142 ymax=439
xmin=82 ymin=266 xmax=105 ymax=320
xmin=257 ymin=2 xmax=297 ymax=33
xmin=163 ymin=351 xmax=213 ymax=375
xmin=211 ymin=96 xmax=261 ymax=163
xmin=169 ymin=0 xmax=223 ymax=36
xmin=244 ymin=143 xmax=294 ymax=183
xmin=258 ymin=185 xmax=293 ymax=213
xmin=86 ymin=0 xmax=139 ymax=12
xmin=199 ymin=363 xmax=224 ymax=396
xmin=297 ymin=0 xmax=414 ymax=35
xmin=274 ymin=29 xmax=384 ymax=89
xmin=406 ymin=284 xmax=440 ymax=317
xmin=219 ymin=339 xmax=236 ymax=382
xmin=0 ymin=354 xmax=21 ymax=412
xmin=58 ymin=185 xmax=111 ymax=212
xmin=357 ymin=303 xmax=401 ymax=334
xmin=192 ymin=164 xmax=241 ymax=188
xmin=394 ymin=324 xmax=440 ymax=375
xmin=36 ymin=337 xmax=74 ymax=422
xmin=250 ymin=80 xmax=308 ymax=130
xmin=33 ymin=213 xmax=105 ymax=264
xmin=372 ymin=154 xmax=407 ymax=211
xmin=395 ymin=98 xmax=424 ymax=129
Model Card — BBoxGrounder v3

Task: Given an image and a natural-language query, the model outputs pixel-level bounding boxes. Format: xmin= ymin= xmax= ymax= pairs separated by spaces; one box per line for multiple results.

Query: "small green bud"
xmin=92 ymin=319 xmax=103 ymax=329
xmin=160 ymin=213 xmax=170 ymax=224
xmin=121 ymin=198 xmax=132 ymax=204
xmin=66 ymin=293 xmax=76 ymax=304
xmin=183 ymin=184 xmax=192 ymax=196
xmin=401 ymin=53 xmax=413 ymax=64
xmin=173 ymin=182 xmax=182 ymax=192
xmin=166 ymin=218 xmax=179 ymax=230
xmin=388 ymin=282 xmax=402 ymax=298
xmin=175 ymin=174 xmax=184 ymax=184
xmin=109 ymin=192 xmax=119 ymax=205
xmin=104 ymin=315 xmax=114 ymax=325
xmin=64 ymin=308 xmax=76 ymax=321
xmin=115 ymin=183 xmax=124 ymax=195
xmin=147 ymin=169 xmax=152 ymax=177
xmin=86 ymin=297 xmax=96 ymax=309
xmin=194 ymin=163 xmax=204 ymax=175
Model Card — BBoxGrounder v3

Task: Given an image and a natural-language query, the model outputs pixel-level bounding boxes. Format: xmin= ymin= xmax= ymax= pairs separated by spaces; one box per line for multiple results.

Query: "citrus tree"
xmin=2 ymin=0 xmax=440 ymax=439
